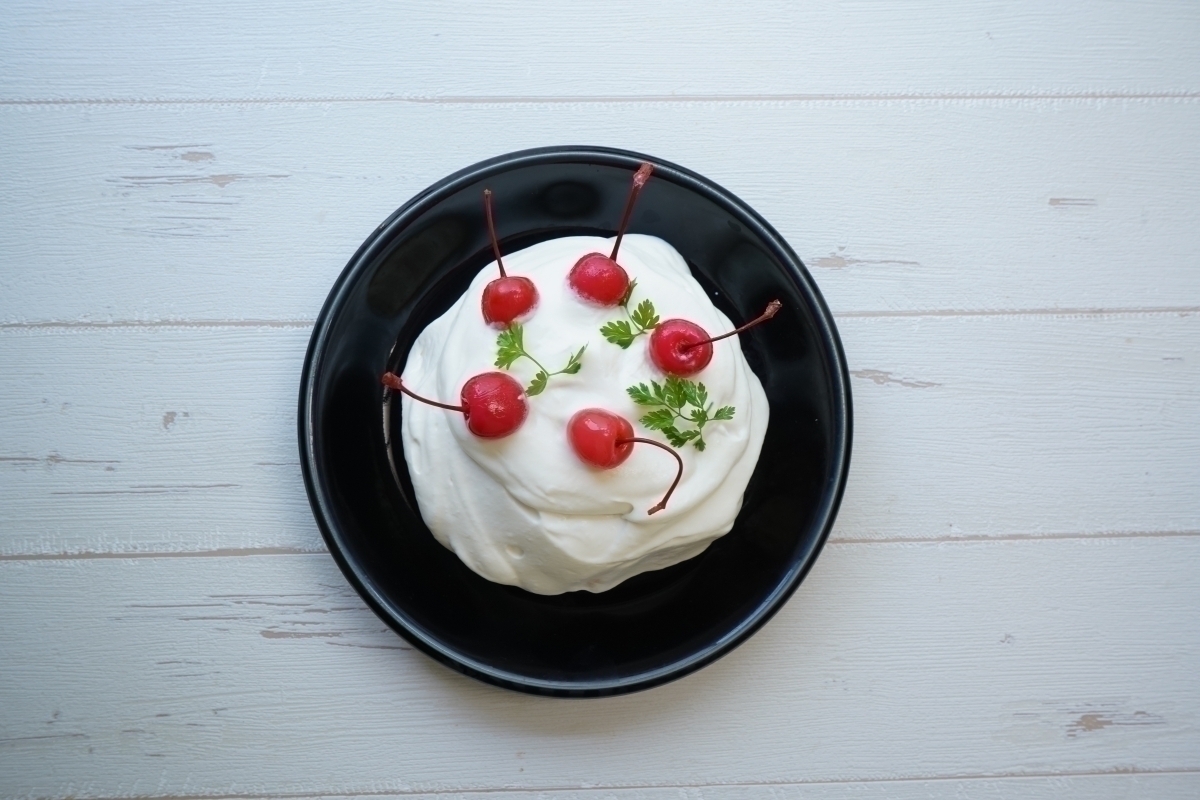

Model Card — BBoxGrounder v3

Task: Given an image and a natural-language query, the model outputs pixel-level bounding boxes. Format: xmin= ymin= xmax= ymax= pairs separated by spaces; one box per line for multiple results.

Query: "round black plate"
xmin=299 ymin=146 xmax=852 ymax=697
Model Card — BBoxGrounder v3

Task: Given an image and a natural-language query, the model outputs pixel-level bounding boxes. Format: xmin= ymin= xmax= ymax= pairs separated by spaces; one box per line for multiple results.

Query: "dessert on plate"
xmin=383 ymin=165 xmax=777 ymax=595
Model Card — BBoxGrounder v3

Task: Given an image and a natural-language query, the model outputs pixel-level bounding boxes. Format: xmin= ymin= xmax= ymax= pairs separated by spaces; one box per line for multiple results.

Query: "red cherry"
xmin=568 ymin=162 xmax=653 ymax=306
xmin=649 ymin=300 xmax=783 ymax=376
xmin=382 ymin=371 xmax=527 ymax=439
xmin=482 ymin=276 xmax=538 ymax=326
xmin=568 ymin=253 xmax=630 ymax=306
xmin=649 ymin=318 xmax=714 ymax=376
xmin=460 ymin=372 xmax=529 ymax=438
xmin=567 ymin=408 xmax=684 ymax=514
xmin=481 ymin=189 xmax=538 ymax=326
xmin=568 ymin=408 xmax=635 ymax=469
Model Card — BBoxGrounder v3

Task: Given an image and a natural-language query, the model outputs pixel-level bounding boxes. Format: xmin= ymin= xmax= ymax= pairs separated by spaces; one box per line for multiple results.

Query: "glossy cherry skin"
xmin=568 ymin=252 xmax=631 ymax=306
xmin=568 ymin=408 xmax=635 ymax=469
xmin=461 ymin=372 xmax=528 ymax=438
xmin=649 ymin=318 xmax=714 ymax=376
xmin=482 ymin=276 xmax=538 ymax=327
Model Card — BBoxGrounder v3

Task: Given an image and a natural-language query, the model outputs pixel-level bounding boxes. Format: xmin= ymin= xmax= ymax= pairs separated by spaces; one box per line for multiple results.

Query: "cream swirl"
xmin=400 ymin=234 xmax=768 ymax=594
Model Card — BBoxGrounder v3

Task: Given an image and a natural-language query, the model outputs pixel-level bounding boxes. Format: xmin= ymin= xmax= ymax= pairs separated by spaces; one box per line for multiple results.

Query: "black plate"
xmin=299 ymin=147 xmax=852 ymax=696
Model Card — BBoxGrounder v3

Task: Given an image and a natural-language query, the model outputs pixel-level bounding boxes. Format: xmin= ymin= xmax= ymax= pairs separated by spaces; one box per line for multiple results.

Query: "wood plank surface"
xmin=2 ymin=100 xmax=1198 ymax=324
xmin=1 ymin=312 xmax=1196 ymax=557
xmin=79 ymin=776 xmax=1198 ymax=800
xmin=3 ymin=3 xmax=1198 ymax=796
xmin=2 ymin=1 xmax=1197 ymax=101
xmin=2 ymin=537 xmax=1197 ymax=796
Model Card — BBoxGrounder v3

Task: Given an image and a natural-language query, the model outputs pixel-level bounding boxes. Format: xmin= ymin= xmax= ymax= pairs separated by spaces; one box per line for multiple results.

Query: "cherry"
xmin=650 ymin=299 xmax=782 ymax=376
xmin=382 ymin=371 xmax=527 ymax=439
xmin=568 ymin=162 xmax=653 ymax=305
xmin=568 ymin=407 xmax=635 ymax=469
xmin=568 ymin=252 xmax=632 ymax=307
xmin=480 ymin=189 xmax=538 ymax=327
xmin=649 ymin=319 xmax=713 ymax=376
xmin=567 ymin=408 xmax=683 ymax=515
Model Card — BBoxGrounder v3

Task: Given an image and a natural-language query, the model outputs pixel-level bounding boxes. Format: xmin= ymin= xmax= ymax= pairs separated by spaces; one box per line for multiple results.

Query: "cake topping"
xmin=627 ymin=375 xmax=735 ymax=451
xmin=480 ymin=189 xmax=539 ymax=327
xmin=568 ymin=163 xmax=653 ymax=305
xmin=649 ymin=299 xmax=781 ymax=375
xmin=494 ymin=323 xmax=585 ymax=396
xmin=567 ymin=408 xmax=683 ymax=515
xmin=382 ymin=371 xmax=527 ymax=438
xmin=598 ymin=280 xmax=659 ymax=349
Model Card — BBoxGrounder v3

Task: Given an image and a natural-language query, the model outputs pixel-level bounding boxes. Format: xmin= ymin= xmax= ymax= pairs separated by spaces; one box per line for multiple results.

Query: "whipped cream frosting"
xmin=400 ymin=234 xmax=769 ymax=594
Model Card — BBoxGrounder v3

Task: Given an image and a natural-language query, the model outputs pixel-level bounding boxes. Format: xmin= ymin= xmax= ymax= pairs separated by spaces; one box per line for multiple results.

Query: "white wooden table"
xmin=2 ymin=3 xmax=1198 ymax=797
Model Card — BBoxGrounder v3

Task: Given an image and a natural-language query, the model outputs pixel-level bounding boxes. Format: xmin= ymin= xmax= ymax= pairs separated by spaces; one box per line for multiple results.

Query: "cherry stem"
xmin=617 ymin=436 xmax=683 ymax=515
xmin=609 ymin=162 xmax=654 ymax=262
xmin=680 ymin=299 xmax=783 ymax=352
xmin=381 ymin=372 xmax=465 ymax=413
xmin=483 ymin=189 xmax=506 ymax=278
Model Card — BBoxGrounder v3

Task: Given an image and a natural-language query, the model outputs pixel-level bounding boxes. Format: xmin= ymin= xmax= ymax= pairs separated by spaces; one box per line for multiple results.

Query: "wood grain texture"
xmin=2 ymin=100 xmax=1198 ymax=324
xmin=1 ymin=538 xmax=1197 ymax=796
xmin=0 ymin=313 xmax=1196 ymax=557
xmin=3 ymin=4 xmax=1198 ymax=794
xmin=72 ymin=774 xmax=1199 ymax=800
xmin=102 ymin=775 xmax=1200 ymax=800
xmin=1 ymin=1 xmax=1197 ymax=101
xmin=0 ymin=325 xmax=319 ymax=557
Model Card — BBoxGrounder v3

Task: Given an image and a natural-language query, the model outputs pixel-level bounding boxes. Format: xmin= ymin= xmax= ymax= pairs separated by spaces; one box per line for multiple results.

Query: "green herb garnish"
xmin=495 ymin=323 xmax=585 ymax=396
xmin=600 ymin=280 xmax=660 ymax=348
xmin=626 ymin=375 xmax=735 ymax=451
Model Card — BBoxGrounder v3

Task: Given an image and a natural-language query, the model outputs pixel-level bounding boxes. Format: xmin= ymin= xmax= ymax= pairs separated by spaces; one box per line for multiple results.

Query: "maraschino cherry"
xmin=650 ymin=299 xmax=782 ymax=376
xmin=382 ymin=371 xmax=527 ymax=438
xmin=480 ymin=189 xmax=538 ymax=327
xmin=568 ymin=408 xmax=683 ymax=515
xmin=568 ymin=162 xmax=654 ymax=306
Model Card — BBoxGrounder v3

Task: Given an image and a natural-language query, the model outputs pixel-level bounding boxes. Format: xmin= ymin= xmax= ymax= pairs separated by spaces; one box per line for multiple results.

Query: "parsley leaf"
xmin=627 ymin=382 xmax=661 ymax=406
xmin=663 ymin=375 xmax=688 ymax=410
xmin=563 ymin=346 xmax=586 ymax=374
xmin=600 ymin=320 xmax=636 ymax=349
xmin=624 ymin=375 xmax=735 ymax=451
xmin=639 ymin=408 xmax=677 ymax=431
xmin=663 ymin=427 xmax=700 ymax=448
xmin=494 ymin=324 xmax=525 ymax=369
xmin=662 ymin=426 xmax=686 ymax=447
xmin=630 ymin=299 xmax=659 ymax=332
xmin=494 ymin=323 xmax=586 ymax=393
xmin=527 ymin=371 xmax=548 ymax=396
xmin=600 ymin=283 xmax=659 ymax=347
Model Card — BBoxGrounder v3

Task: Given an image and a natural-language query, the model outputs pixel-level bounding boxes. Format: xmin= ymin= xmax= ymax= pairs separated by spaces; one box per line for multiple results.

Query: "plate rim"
xmin=299 ymin=145 xmax=853 ymax=696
